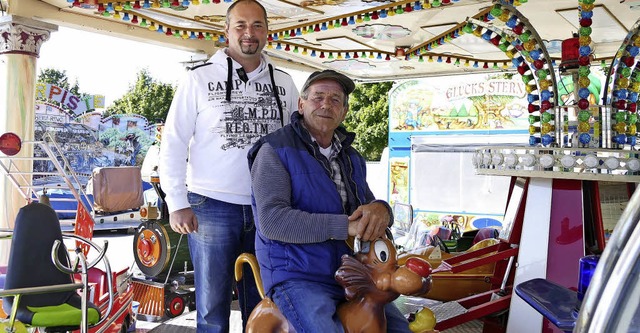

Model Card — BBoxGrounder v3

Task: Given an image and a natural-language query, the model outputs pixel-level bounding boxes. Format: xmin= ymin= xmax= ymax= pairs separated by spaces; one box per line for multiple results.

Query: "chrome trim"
xmin=574 ymin=185 xmax=640 ymax=332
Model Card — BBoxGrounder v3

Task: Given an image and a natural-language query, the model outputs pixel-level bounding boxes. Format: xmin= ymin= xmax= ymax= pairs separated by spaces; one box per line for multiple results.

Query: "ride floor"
xmin=136 ymin=303 xmax=483 ymax=333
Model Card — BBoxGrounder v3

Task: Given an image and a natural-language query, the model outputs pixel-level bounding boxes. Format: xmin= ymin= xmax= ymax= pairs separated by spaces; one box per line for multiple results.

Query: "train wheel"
xmin=165 ymin=294 xmax=186 ymax=318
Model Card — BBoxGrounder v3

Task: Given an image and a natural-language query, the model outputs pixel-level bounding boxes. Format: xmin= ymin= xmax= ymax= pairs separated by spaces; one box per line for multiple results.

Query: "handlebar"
xmin=51 ymin=236 xmax=114 ymax=331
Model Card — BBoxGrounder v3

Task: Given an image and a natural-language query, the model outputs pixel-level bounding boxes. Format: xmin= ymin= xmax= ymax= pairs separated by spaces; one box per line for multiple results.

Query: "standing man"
xmin=248 ymin=70 xmax=412 ymax=332
xmin=158 ymin=0 xmax=299 ymax=331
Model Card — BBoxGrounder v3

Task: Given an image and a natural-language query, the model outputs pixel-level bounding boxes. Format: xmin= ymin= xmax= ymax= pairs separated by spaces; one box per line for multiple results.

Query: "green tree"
xmin=38 ymin=68 xmax=82 ymax=96
xmin=343 ymin=81 xmax=393 ymax=161
xmin=104 ymin=69 xmax=176 ymax=123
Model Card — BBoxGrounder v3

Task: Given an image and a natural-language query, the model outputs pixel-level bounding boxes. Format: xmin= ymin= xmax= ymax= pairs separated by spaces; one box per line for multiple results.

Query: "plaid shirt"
xmin=315 ymin=133 xmax=348 ymax=209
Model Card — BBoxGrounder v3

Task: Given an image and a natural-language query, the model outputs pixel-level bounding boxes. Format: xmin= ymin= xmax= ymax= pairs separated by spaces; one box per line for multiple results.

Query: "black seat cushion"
xmin=2 ymin=203 xmax=100 ymax=326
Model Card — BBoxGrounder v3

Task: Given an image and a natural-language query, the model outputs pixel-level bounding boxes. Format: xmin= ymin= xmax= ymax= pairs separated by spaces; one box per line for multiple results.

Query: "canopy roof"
xmin=6 ymin=0 xmax=640 ymax=81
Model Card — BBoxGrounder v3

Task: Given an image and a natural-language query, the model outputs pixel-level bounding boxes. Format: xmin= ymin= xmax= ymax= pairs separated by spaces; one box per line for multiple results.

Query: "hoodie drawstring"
xmin=268 ymin=64 xmax=284 ymax=127
xmin=226 ymin=57 xmax=233 ymax=102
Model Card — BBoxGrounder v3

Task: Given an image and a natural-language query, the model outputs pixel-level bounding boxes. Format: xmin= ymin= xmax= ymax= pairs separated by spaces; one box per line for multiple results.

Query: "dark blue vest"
xmin=248 ymin=113 xmax=371 ymax=293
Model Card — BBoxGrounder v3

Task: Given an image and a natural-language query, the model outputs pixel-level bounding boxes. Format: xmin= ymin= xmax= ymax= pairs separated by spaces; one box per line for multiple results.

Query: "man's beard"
xmin=240 ymin=41 xmax=260 ymax=55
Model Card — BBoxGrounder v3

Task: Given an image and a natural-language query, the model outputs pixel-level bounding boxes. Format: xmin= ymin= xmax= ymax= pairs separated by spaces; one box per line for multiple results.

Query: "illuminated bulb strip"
xmin=472 ymin=146 xmax=640 ymax=181
xmin=576 ymin=0 xmax=594 ymax=146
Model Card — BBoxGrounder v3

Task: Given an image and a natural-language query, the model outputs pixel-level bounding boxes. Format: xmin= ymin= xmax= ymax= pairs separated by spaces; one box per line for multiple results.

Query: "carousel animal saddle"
xmin=235 ymin=237 xmax=433 ymax=333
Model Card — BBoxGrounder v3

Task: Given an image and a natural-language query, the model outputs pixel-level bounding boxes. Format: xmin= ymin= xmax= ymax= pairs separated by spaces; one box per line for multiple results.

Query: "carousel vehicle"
xmin=0 ymin=132 xmax=134 ymax=333
xmin=234 ymin=236 xmax=436 ymax=333
xmin=5 ymin=0 xmax=640 ymax=332
xmin=130 ymin=169 xmax=195 ymax=320
xmin=0 ymin=203 xmax=133 ymax=333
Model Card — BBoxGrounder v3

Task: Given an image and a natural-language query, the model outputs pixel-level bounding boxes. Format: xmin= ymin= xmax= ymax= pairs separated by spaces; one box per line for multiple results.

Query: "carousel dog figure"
xmin=234 ymin=236 xmax=434 ymax=333
xmin=335 ymin=236 xmax=433 ymax=333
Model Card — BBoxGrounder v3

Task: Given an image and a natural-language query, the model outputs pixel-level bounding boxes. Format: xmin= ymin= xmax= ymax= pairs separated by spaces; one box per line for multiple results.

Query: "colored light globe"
xmin=578 ymin=56 xmax=591 ymax=66
xmin=490 ymin=5 xmax=503 ymax=17
xmin=529 ymin=115 xmax=540 ymax=124
xmin=528 ymin=104 xmax=540 ymax=113
xmin=498 ymin=11 xmax=510 ymax=22
xmin=579 ymin=77 xmax=591 ymax=89
xmin=627 ymin=135 xmax=638 ymax=145
xmin=614 ymin=121 xmax=627 ymax=133
xmin=579 ymin=45 xmax=591 ymax=57
xmin=512 ymin=57 xmax=523 ymax=67
xmin=523 ymin=40 xmax=536 ymax=51
xmin=533 ymin=59 xmax=545 ymax=69
xmin=529 ymin=136 xmax=541 ymax=146
xmin=529 ymin=49 xmax=542 ymax=60
xmin=628 ymin=46 xmax=640 ymax=57
xmin=579 ymin=133 xmax=592 ymax=145
xmin=517 ymin=64 xmax=529 ymax=75
xmin=536 ymin=69 xmax=548 ymax=79
xmin=615 ymin=111 xmax=628 ymax=123
xmin=629 ymin=113 xmax=638 ymax=124
xmin=578 ymin=66 xmax=591 ymax=77
xmin=541 ymin=90 xmax=552 ymax=100
xmin=541 ymin=122 xmax=554 ymax=134
xmin=579 ymin=26 xmax=592 ymax=36
xmin=628 ymin=102 xmax=637 ymax=113
xmin=622 ymin=56 xmax=635 ymax=67
xmin=615 ymin=89 xmax=628 ymax=99
xmin=578 ymin=110 xmax=591 ymax=122
xmin=528 ymin=94 xmax=540 ymax=103
xmin=578 ymin=99 xmax=590 ymax=110
xmin=579 ymin=36 xmax=592 ymax=48
xmin=513 ymin=23 xmax=524 ymax=35
xmin=541 ymin=100 xmax=552 ymax=110
xmin=616 ymin=100 xmax=627 ymax=110
xmin=529 ymin=125 xmax=539 ymax=135
xmin=619 ymin=77 xmax=630 ymax=89
xmin=539 ymin=79 xmax=550 ymax=90
xmin=579 ymin=88 xmax=591 ymax=99
xmin=621 ymin=67 xmax=632 ymax=78
xmin=580 ymin=10 xmax=593 ymax=19
xmin=578 ymin=121 xmax=591 ymax=132
xmin=542 ymin=111 xmax=555 ymax=123
xmin=541 ymin=134 xmax=554 ymax=146
xmin=627 ymin=125 xmax=637 ymax=135
xmin=581 ymin=3 xmax=594 ymax=10
xmin=580 ymin=18 xmax=592 ymax=27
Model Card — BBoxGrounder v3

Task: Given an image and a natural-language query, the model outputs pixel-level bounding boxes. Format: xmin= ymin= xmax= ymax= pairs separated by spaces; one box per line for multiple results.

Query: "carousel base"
xmin=135 ymin=307 xmax=241 ymax=333
xmin=135 ymin=300 xmax=484 ymax=333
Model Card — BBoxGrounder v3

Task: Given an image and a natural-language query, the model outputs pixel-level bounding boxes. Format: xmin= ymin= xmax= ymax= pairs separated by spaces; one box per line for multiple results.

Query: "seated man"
xmin=248 ymin=70 xmax=411 ymax=332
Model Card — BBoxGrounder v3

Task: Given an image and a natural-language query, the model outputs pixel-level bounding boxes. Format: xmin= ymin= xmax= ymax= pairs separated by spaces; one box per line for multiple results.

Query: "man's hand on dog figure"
xmin=348 ymin=202 xmax=390 ymax=241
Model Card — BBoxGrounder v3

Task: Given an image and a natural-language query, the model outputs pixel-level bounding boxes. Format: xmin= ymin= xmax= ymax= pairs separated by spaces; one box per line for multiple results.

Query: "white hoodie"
xmin=159 ymin=49 xmax=299 ymax=212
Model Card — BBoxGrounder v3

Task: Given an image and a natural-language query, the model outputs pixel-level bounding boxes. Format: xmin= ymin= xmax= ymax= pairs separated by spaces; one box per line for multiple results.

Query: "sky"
xmin=37 ymin=26 xmax=198 ymax=107
xmin=37 ymin=26 xmax=310 ymax=108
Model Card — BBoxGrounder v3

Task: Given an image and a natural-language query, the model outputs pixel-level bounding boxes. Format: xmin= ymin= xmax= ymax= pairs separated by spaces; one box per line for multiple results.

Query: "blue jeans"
xmin=187 ymin=193 xmax=261 ymax=333
xmin=271 ymin=280 xmax=411 ymax=333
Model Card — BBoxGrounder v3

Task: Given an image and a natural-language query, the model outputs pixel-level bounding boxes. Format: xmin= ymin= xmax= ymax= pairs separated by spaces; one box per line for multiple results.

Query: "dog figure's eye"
xmin=374 ymin=240 xmax=390 ymax=262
